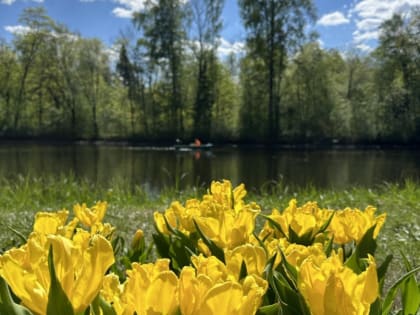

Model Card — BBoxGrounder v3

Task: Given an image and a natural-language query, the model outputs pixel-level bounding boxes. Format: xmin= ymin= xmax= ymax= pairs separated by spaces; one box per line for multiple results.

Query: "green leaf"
xmin=253 ymin=231 xmax=268 ymax=255
xmin=264 ymin=254 xmax=282 ymax=306
xmin=239 ymin=260 xmax=248 ymax=280
xmin=193 ymin=220 xmax=225 ymax=263
xmin=260 ymin=214 xmax=288 ymax=239
xmin=317 ymin=212 xmax=335 ymax=234
xmin=0 ymin=277 xmax=33 ymax=315
xmin=46 ymin=246 xmax=75 ymax=315
xmin=152 ymin=228 xmax=171 ymax=259
xmin=89 ymin=294 xmax=117 ymax=315
xmin=382 ymin=266 xmax=420 ymax=315
xmin=257 ymin=303 xmax=281 ymax=315
xmin=369 ymin=298 xmax=381 ymax=315
xmin=377 ymin=255 xmax=393 ymax=293
xmin=399 ymin=252 xmax=420 ymax=315
xmin=4 ymin=224 xmax=27 ymax=245
xmin=277 ymin=247 xmax=298 ymax=285
xmin=288 ymin=226 xmax=313 ymax=246
xmin=272 ymin=271 xmax=310 ymax=315
xmin=324 ymin=236 xmax=334 ymax=257
xmin=345 ymin=225 xmax=377 ymax=273
xmin=168 ymin=238 xmax=192 ymax=271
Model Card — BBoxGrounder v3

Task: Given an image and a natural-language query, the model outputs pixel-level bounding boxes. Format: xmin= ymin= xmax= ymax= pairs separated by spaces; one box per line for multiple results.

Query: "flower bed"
xmin=0 ymin=180 xmax=418 ymax=315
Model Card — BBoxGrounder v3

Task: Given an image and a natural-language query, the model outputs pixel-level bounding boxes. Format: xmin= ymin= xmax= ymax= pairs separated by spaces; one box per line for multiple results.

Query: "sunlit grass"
xmin=0 ymin=175 xmax=418 ymax=286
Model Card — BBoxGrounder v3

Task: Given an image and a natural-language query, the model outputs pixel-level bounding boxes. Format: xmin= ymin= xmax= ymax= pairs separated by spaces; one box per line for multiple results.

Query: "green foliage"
xmin=47 ymin=247 xmax=75 ymax=315
xmin=1 ymin=5 xmax=419 ymax=142
xmin=0 ymin=277 xmax=33 ymax=315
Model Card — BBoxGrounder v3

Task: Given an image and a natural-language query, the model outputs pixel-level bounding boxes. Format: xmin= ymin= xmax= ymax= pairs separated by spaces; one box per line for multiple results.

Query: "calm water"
xmin=0 ymin=143 xmax=418 ymax=192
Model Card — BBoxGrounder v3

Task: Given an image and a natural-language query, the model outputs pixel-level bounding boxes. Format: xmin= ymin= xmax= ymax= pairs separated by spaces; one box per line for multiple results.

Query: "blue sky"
xmin=1 ymin=0 xmax=419 ymax=56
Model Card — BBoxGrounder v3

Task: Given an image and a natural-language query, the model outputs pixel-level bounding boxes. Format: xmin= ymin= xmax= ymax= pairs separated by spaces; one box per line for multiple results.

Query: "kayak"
xmin=173 ymin=143 xmax=214 ymax=150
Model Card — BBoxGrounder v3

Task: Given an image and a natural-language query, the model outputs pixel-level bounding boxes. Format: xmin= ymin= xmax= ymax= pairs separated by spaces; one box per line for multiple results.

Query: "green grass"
xmin=0 ymin=175 xmax=419 ymax=287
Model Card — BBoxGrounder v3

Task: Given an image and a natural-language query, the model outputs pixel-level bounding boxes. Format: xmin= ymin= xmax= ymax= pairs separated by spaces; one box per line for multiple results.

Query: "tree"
xmin=117 ymin=43 xmax=136 ymax=135
xmin=374 ymin=8 xmax=420 ymax=141
xmin=281 ymin=43 xmax=334 ymax=140
xmin=238 ymin=0 xmax=316 ymax=140
xmin=12 ymin=7 xmax=57 ymax=133
xmin=189 ymin=0 xmax=224 ymax=140
xmin=79 ymin=38 xmax=110 ymax=139
xmin=0 ymin=41 xmax=18 ymax=134
xmin=134 ymin=0 xmax=188 ymax=138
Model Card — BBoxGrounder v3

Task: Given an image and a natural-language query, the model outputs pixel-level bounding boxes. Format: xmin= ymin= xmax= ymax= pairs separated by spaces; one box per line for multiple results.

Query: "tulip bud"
xmin=131 ymin=229 xmax=145 ymax=252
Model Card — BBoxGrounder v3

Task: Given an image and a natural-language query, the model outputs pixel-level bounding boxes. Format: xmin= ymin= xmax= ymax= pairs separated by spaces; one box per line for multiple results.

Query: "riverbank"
xmin=0 ymin=137 xmax=419 ymax=150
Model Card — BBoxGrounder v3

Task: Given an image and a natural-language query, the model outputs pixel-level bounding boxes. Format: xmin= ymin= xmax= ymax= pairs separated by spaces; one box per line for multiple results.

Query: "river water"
xmin=0 ymin=143 xmax=418 ymax=192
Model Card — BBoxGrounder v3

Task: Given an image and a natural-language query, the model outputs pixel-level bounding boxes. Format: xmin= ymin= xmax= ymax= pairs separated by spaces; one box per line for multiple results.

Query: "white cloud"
xmin=317 ymin=11 xmax=350 ymax=26
xmin=105 ymin=44 xmax=120 ymax=66
xmin=4 ymin=25 xmax=31 ymax=35
xmin=352 ymin=29 xmax=379 ymax=42
xmin=112 ymin=7 xmax=135 ymax=18
xmin=112 ymin=0 xmax=148 ymax=19
xmin=112 ymin=0 xmax=189 ymax=19
xmin=217 ymin=38 xmax=244 ymax=57
xmin=185 ymin=37 xmax=244 ymax=58
xmin=356 ymin=43 xmax=373 ymax=53
xmin=351 ymin=0 xmax=420 ymax=44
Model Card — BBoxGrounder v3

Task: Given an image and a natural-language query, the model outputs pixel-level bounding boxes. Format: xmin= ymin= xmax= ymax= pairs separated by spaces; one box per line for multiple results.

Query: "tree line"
xmin=0 ymin=3 xmax=419 ymax=144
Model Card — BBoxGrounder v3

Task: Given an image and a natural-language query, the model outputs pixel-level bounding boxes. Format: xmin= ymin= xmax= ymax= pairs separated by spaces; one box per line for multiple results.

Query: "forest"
xmin=0 ymin=2 xmax=419 ymax=144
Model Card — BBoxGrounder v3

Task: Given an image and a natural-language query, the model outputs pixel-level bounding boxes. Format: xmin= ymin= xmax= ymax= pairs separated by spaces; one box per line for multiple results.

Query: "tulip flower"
xmin=259 ymin=200 xmax=333 ymax=244
xmin=123 ymin=259 xmax=179 ymax=315
xmin=261 ymin=238 xmax=326 ymax=270
xmin=33 ymin=209 xmax=69 ymax=235
xmin=74 ymin=201 xmax=107 ymax=227
xmin=328 ymin=206 xmax=386 ymax=244
xmin=179 ymin=265 xmax=267 ymax=315
xmin=298 ymin=251 xmax=379 ymax=315
xmin=153 ymin=180 xmax=259 ymax=244
xmin=101 ymin=273 xmax=134 ymax=315
xmin=225 ymin=244 xmax=267 ymax=278
xmin=194 ymin=203 xmax=260 ymax=250
xmin=0 ymin=230 xmax=115 ymax=315
xmin=191 ymin=254 xmax=231 ymax=283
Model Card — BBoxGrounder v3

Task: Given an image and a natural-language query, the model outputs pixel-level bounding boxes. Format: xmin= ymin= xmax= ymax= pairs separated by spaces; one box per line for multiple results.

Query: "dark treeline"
xmin=0 ymin=3 xmax=419 ymax=144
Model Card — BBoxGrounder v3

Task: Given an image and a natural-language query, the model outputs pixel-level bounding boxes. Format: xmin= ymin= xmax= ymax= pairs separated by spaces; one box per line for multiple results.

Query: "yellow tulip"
xmin=101 ymin=273 xmax=134 ymax=315
xmin=90 ymin=222 xmax=116 ymax=239
xmin=124 ymin=259 xmax=179 ymax=315
xmin=225 ymin=244 xmax=267 ymax=279
xmin=194 ymin=203 xmax=260 ymax=250
xmin=260 ymin=199 xmax=333 ymax=241
xmin=153 ymin=208 xmax=178 ymax=235
xmin=74 ymin=201 xmax=107 ymax=227
xmin=298 ymin=251 xmax=379 ymax=315
xmin=153 ymin=180 xmax=259 ymax=247
xmin=33 ymin=209 xmax=69 ymax=235
xmin=191 ymin=254 xmax=231 ymax=283
xmin=328 ymin=206 xmax=386 ymax=244
xmin=283 ymin=242 xmax=326 ymax=269
xmin=48 ymin=232 xmax=115 ymax=313
xmin=179 ymin=264 xmax=267 ymax=315
xmin=0 ymin=233 xmax=49 ymax=315
xmin=0 ymin=230 xmax=115 ymax=315
xmin=131 ymin=229 xmax=144 ymax=250
xmin=261 ymin=238 xmax=326 ymax=270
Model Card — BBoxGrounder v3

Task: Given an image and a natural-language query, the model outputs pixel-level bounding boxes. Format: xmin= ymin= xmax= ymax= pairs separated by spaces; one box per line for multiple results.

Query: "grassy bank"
xmin=0 ymin=175 xmax=418 ymax=283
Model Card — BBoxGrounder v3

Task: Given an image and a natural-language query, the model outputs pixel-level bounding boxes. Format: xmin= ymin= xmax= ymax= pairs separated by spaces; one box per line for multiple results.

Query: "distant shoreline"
xmin=0 ymin=137 xmax=418 ymax=150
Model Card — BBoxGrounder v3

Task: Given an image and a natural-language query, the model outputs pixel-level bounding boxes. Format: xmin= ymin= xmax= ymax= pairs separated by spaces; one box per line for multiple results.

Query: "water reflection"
xmin=0 ymin=144 xmax=418 ymax=192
